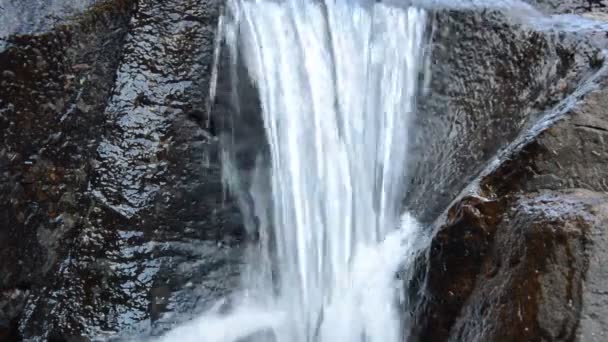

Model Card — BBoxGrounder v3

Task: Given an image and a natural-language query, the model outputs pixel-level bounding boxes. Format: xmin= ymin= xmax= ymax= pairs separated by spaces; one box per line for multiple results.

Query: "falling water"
xmin=163 ymin=0 xmax=428 ymax=341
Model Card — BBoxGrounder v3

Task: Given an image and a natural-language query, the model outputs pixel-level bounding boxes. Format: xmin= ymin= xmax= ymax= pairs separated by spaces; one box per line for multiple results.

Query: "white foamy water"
xmin=163 ymin=0 xmax=428 ymax=341
xmin=160 ymin=215 xmax=425 ymax=342
xmin=156 ymin=0 xmax=608 ymax=341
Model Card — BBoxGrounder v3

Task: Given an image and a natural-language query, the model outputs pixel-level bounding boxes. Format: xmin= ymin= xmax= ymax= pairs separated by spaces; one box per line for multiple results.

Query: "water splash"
xmin=226 ymin=0 xmax=427 ymax=340
xmin=158 ymin=0 xmax=608 ymax=340
xmin=159 ymin=305 xmax=287 ymax=342
xmin=158 ymin=215 xmax=426 ymax=342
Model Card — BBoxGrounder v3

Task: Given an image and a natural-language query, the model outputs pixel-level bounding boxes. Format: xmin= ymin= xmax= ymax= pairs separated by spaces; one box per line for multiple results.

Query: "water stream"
xmin=226 ymin=1 xmax=427 ymax=340
xmin=158 ymin=0 xmax=608 ymax=341
xmin=163 ymin=0 xmax=428 ymax=341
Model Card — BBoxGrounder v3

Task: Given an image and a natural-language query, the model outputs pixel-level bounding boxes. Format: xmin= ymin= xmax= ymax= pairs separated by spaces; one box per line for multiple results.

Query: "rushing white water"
xmin=156 ymin=0 xmax=608 ymax=341
xmin=163 ymin=1 xmax=428 ymax=341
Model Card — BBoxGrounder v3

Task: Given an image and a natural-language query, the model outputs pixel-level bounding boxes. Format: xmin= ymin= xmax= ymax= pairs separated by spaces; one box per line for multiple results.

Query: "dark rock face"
xmin=1 ymin=1 xmax=135 ymax=339
xmin=451 ymin=190 xmax=607 ymax=342
xmin=412 ymin=189 xmax=608 ymax=342
xmin=0 ymin=0 xmax=98 ymax=48
xmin=2 ymin=0 xmax=608 ymax=341
xmin=1 ymin=0 xmax=243 ymax=340
xmin=526 ymin=0 xmax=608 ymax=14
xmin=407 ymin=4 xmax=608 ymax=339
xmin=406 ymin=7 xmax=605 ymax=223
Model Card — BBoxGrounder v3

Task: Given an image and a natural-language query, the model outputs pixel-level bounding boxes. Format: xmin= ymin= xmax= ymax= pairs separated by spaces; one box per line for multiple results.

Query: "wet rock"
xmin=0 ymin=0 xmax=97 ymax=40
xmin=405 ymin=7 xmax=606 ymax=223
xmin=3 ymin=0 xmax=608 ymax=341
xmin=526 ymin=0 xmax=608 ymax=14
xmin=1 ymin=0 xmax=135 ymax=339
xmin=0 ymin=289 xmax=27 ymax=341
xmin=409 ymin=56 xmax=608 ymax=341
xmin=403 ymin=2 xmax=608 ymax=340
xmin=1 ymin=0 xmax=244 ymax=340
xmin=411 ymin=189 xmax=608 ymax=342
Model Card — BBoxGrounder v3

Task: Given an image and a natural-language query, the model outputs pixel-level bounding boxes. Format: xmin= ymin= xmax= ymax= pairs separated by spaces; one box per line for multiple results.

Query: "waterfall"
xmin=162 ymin=1 xmax=428 ymax=341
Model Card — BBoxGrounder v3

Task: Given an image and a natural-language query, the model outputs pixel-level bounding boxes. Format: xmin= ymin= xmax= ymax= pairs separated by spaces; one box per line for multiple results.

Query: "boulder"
xmin=408 ymin=20 xmax=608 ymax=341
xmin=0 ymin=0 xmax=243 ymax=340
xmin=406 ymin=6 xmax=605 ymax=222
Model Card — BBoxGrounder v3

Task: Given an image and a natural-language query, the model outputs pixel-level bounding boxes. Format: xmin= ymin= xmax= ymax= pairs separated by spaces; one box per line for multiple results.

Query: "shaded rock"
xmin=451 ymin=190 xmax=607 ymax=342
xmin=0 ymin=289 xmax=27 ymax=341
xmin=405 ymin=7 xmax=605 ymax=223
xmin=409 ymin=58 xmax=608 ymax=341
xmin=0 ymin=0 xmax=97 ymax=40
xmin=3 ymin=0 xmax=608 ymax=341
xmin=1 ymin=1 xmax=135 ymax=339
xmin=412 ymin=189 xmax=607 ymax=342
xmin=1 ymin=0 xmax=244 ymax=340
xmin=526 ymin=0 xmax=608 ymax=14
xmin=404 ymin=3 xmax=608 ymax=341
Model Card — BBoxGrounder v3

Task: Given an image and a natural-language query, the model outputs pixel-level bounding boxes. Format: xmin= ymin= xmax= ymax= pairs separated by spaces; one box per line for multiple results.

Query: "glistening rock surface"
xmin=2 ymin=0 xmax=608 ymax=341
xmin=1 ymin=0 xmax=243 ymax=340
xmin=411 ymin=189 xmax=608 ymax=342
xmin=406 ymin=7 xmax=606 ymax=223
xmin=407 ymin=4 xmax=608 ymax=340
xmin=525 ymin=0 xmax=608 ymax=14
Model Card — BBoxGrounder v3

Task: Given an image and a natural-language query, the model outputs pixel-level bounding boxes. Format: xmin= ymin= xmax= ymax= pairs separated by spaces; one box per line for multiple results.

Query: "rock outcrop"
xmin=2 ymin=0 xmax=608 ymax=341
xmin=524 ymin=0 xmax=608 ymax=14
xmin=407 ymin=3 xmax=608 ymax=341
xmin=412 ymin=189 xmax=608 ymax=342
xmin=406 ymin=6 xmax=606 ymax=222
xmin=1 ymin=0 xmax=243 ymax=340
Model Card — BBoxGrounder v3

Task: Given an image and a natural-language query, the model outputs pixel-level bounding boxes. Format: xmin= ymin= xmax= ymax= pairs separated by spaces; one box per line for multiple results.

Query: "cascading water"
xmin=162 ymin=1 xmax=428 ymax=341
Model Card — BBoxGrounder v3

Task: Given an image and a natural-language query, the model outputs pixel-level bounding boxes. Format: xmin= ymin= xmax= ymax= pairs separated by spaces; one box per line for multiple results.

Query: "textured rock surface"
xmin=1 ymin=0 xmax=243 ymax=340
xmin=0 ymin=0 xmax=98 ymax=48
xmin=405 ymin=7 xmax=606 ymax=223
xmin=2 ymin=0 xmax=608 ymax=341
xmin=1 ymin=1 xmax=136 ymax=339
xmin=526 ymin=0 xmax=608 ymax=14
xmin=410 ymin=189 xmax=608 ymax=342
xmin=407 ymin=5 xmax=608 ymax=338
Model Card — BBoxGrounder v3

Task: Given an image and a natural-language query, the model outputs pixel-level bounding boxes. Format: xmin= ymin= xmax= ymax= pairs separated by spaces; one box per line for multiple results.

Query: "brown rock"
xmin=410 ymin=63 xmax=608 ymax=342
xmin=450 ymin=190 xmax=606 ymax=342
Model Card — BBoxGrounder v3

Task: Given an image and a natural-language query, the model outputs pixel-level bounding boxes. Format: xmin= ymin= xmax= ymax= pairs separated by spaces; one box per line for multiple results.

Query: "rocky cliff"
xmin=1 ymin=0 xmax=607 ymax=341
xmin=1 ymin=1 xmax=243 ymax=340
xmin=407 ymin=1 xmax=608 ymax=342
